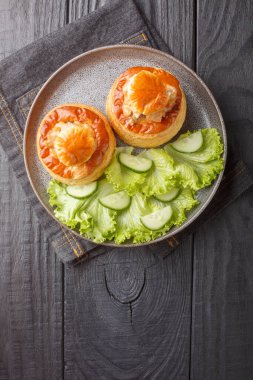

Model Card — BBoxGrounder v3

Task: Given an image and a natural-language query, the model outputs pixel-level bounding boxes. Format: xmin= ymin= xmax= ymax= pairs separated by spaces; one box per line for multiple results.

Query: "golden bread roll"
xmin=106 ymin=66 xmax=186 ymax=147
xmin=37 ymin=104 xmax=116 ymax=185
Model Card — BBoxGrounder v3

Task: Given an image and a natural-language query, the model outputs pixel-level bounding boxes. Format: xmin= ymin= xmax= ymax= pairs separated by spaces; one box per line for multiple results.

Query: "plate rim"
xmin=23 ymin=44 xmax=227 ymax=248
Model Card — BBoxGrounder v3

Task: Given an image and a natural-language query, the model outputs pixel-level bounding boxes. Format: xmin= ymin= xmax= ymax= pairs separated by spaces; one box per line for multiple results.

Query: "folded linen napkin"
xmin=0 ymin=0 xmax=252 ymax=264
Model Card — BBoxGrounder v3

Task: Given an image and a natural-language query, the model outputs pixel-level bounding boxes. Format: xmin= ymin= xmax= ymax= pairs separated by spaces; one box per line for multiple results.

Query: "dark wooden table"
xmin=0 ymin=1 xmax=252 ymax=379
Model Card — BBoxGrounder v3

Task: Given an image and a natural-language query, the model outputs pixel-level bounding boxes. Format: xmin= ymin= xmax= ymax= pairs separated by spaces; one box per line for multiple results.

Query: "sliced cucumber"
xmin=66 ymin=181 xmax=98 ymax=199
xmin=171 ymin=130 xmax=203 ymax=153
xmin=119 ymin=152 xmax=152 ymax=173
xmin=141 ymin=206 xmax=173 ymax=230
xmin=154 ymin=188 xmax=180 ymax=202
xmin=99 ymin=191 xmax=131 ymax=211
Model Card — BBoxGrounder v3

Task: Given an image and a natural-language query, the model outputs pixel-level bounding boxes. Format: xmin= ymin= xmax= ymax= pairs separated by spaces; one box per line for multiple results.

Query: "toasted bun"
xmin=37 ymin=104 xmax=116 ymax=185
xmin=106 ymin=68 xmax=187 ymax=148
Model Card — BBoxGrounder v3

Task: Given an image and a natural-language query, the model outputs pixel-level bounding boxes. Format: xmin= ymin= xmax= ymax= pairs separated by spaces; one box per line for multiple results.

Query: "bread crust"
xmin=106 ymin=69 xmax=187 ymax=148
xmin=37 ymin=103 xmax=116 ymax=185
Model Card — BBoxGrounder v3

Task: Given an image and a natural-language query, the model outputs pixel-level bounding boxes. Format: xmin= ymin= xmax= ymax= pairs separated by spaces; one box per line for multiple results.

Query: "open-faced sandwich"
xmin=37 ymin=104 xmax=116 ymax=185
xmin=106 ymin=66 xmax=186 ymax=147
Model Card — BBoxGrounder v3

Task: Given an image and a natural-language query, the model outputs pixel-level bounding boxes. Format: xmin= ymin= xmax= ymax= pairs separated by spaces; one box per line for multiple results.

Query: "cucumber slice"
xmin=171 ymin=130 xmax=203 ymax=153
xmin=154 ymin=188 xmax=180 ymax=202
xmin=141 ymin=206 xmax=173 ymax=230
xmin=66 ymin=181 xmax=98 ymax=199
xmin=99 ymin=191 xmax=131 ymax=211
xmin=119 ymin=153 xmax=152 ymax=173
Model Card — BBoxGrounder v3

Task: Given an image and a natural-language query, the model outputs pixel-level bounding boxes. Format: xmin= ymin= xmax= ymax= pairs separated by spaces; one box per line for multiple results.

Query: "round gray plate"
xmin=24 ymin=45 xmax=227 ymax=247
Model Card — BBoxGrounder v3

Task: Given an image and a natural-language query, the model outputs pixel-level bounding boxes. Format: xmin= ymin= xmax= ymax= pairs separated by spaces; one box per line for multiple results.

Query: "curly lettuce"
xmin=47 ymin=180 xmax=89 ymax=229
xmin=114 ymin=187 xmax=197 ymax=244
xmin=152 ymin=187 xmax=199 ymax=229
xmin=114 ymin=193 xmax=157 ymax=244
xmin=48 ymin=181 xmax=198 ymax=244
xmin=139 ymin=148 xmax=176 ymax=196
xmin=76 ymin=179 xmax=117 ymax=243
xmin=164 ymin=128 xmax=224 ymax=190
xmin=48 ymin=179 xmax=117 ymax=243
xmin=105 ymin=147 xmax=146 ymax=195
xmin=47 ymin=128 xmax=224 ymax=244
xmin=106 ymin=147 xmax=176 ymax=196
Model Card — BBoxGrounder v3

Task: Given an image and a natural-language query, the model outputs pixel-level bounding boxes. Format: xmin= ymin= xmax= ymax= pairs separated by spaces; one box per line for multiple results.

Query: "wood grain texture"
xmin=65 ymin=1 xmax=195 ymax=379
xmin=0 ymin=0 xmax=67 ymax=60
xmin=192 ymin=0 xmax=253 ymax=379
xmin=136 ymin=0 xmax=195 ymax=67
xmin=0 ymin=1 xmax=67 ymax=379
xmin=196 ymin=0 xmax=253 ymax=171
xmin=69 ymin=0 xmax=107 ymax=17
xmin=1 ymin=1 xmax=252 ymax=379
xmin=64 ymin=245 xmax=193 ymax=380
xmin=0 ymin=159 xmax=63 ymax=379
xmin=69 ymin=0 xmax=195 ymax=67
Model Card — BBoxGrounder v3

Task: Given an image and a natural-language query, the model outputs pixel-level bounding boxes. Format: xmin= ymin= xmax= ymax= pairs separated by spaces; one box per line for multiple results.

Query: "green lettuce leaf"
xmin=105 ymin=147 xmax=146 ymax=195
xmin=77 ymin=179 xmax=117 ymax=243
xmin=114 ymin=187 xmax=198 ymax=244
xmin=164 ymin=128 xmax=224 ymax=190
xmin=47 ymin=179 xmax=117 ymax=243
xmin=47 ymin=128 xmax=223 ymax=244
xmin=114 ymin=192 xmax=158 ymax=244
xmin=139 ymin=148 xmax=176 ymax=196
xmin=152 ymin=187 xmax=199 ymax=230
xmin=48 ymin=182 xmax=198 ymax=244
xmin=47 ymin=180 xmax=89 ymax=229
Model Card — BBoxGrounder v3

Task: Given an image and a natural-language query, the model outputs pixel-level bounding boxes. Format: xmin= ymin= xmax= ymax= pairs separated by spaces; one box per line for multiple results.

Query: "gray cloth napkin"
xmin=0 ymin=0 xmax=252 ymax=264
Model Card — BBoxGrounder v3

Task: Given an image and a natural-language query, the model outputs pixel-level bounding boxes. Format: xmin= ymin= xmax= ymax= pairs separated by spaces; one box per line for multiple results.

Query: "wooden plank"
xmin=69 ymin=0 xmax=194 ymax=66
xmin=0 ymin=0 xmax=67 ymax=59
xmin=65 ymin=1 xmax=195 ymax=379
xmin=136 ymin=0 xmax=195 ymax=67
xmin=64 ymin=245 xmax=194 ymax=380
xmin=192 ymin=0 xmax=253 ymax=379
xmin=69 ymin=0 xmax=107 ymax=17
xmin=0 ymin=1 xmax=67 ymax=379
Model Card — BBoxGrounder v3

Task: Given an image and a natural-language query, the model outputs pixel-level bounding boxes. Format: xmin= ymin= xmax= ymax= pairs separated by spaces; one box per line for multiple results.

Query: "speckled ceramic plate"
xmin=24 ymin=45 xmax=227 ymax=247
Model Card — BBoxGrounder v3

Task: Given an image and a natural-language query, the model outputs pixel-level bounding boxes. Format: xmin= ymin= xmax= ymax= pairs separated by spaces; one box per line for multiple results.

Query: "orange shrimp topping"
xmin=113 ymin=67 xmax=182 ymax=134
xmin=38 ymin=106 xmax=109 ymax=179
xmin=124 ymin=70 xmax=169 ymax=116
xmin=54 ymin=124 xmax=96 ymax=166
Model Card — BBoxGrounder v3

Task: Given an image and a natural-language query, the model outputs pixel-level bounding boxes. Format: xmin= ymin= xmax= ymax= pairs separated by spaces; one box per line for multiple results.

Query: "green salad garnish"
xmin=47 ymin=128 xmax=224 ymax=244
